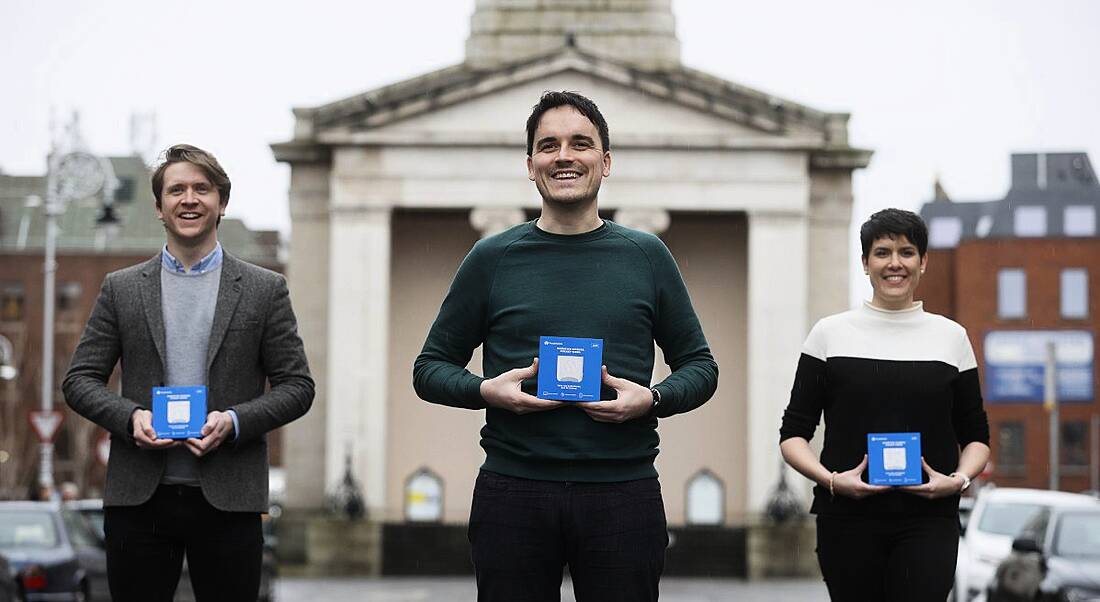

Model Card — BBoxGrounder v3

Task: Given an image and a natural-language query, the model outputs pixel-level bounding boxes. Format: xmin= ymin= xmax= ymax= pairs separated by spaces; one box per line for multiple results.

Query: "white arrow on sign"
xmin=28 ymin=410 xmax=65 ymax=443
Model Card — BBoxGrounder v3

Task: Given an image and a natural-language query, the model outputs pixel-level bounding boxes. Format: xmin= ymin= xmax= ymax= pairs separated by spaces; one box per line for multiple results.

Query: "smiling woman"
xmin=778 ymin=208 xmax=992 ymax=602
xmin=863 ymin=228 xmax=927 ymax=310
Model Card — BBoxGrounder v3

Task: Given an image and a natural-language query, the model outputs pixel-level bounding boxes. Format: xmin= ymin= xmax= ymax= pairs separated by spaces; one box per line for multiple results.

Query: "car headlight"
xmin=1063 ymin=587 xmax=1100 ymax=602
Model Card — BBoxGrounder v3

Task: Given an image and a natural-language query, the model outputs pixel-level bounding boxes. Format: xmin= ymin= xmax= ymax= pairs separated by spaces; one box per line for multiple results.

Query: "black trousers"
xmin=816 ymin=513 xmax=959 ymax=602
xmin=104 ymin=484 xmax=263 ymax=602
xmin=468 ymin=470 xmax=668 ymax=602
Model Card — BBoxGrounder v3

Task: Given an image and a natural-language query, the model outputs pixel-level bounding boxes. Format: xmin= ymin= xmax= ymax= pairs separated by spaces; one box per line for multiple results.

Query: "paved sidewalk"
xmin=277 ymin=576 xmax=829 ymax=601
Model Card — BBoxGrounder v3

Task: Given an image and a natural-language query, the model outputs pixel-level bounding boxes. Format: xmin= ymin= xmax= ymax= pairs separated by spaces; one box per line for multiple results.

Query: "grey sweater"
xmin=160 ymin=265 xmax=220 ymax=484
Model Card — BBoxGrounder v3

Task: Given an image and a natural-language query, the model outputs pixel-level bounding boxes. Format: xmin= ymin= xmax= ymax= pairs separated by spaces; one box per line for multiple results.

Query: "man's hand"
xmin=577 ymin=366 xmax=653 ymax=424
xmin=831 ymin=455 xmax=889 ymax=499
xmin=900 ymin=458 xmax=965 ymax=499
xmin=185 ymin=411 xmax=235 ymax=457
xmin=131 ymin=409 xmax=178 ymax=450
xmin=480 ymin=358 xmax=564 ymax=415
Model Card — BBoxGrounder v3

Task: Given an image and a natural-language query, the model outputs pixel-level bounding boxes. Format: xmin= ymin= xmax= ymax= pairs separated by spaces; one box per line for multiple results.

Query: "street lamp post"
xmin=1045 ymin=341 xmax=1059 ymax=491
xmin=38 ymin=148 xmax=115 ymax=493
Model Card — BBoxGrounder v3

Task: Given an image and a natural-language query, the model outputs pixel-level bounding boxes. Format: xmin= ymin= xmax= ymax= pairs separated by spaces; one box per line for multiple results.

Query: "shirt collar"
xmin=161 ymin=243 xmax=223 ymax=275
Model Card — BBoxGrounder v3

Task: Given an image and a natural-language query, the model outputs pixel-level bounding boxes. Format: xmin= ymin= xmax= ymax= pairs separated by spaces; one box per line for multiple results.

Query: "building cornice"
xmin=270 ymin=141 xmax=331 ymax=164
xmin=810 ymin=148 xmax=874 ymax=170
xmin=272 ymin=44 xmax=867 ymax=162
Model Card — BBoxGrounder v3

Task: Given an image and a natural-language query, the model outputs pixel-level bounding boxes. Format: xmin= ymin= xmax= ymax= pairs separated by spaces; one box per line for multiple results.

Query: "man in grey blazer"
xmin=64 ymin=144 xmax=313 ymax=602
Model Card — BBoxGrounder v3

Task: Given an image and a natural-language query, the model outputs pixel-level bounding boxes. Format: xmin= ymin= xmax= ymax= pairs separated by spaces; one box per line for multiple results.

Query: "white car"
xmin=954 ymin=487 xmax=1100 ymax=602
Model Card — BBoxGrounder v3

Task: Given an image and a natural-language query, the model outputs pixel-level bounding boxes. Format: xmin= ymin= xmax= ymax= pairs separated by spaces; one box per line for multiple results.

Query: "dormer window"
xmin=975 ymin=215 xmax=993 ymax=238
xmin=1064 ymin=205 xmax=1096 ymax=236
xmin=1014 ymin=206 xmax=1047 ymax=237
xmin=928 ymin=217 xmax=962 ymax=248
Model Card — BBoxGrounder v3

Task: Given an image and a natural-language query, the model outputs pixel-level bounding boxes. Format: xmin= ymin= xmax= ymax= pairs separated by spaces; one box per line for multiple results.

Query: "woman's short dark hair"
xmin=151 ymin=144 xmax=231 ymax=208
xmin=525 ymin=91 xmax=610 ymax=156
xmin=859 ymin=208 xmax=929 ymax=258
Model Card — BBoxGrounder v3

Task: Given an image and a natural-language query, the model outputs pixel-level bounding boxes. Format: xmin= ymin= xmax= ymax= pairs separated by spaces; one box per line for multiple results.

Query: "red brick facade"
xmin=918 ymin=238 xmax=1100 ymax=491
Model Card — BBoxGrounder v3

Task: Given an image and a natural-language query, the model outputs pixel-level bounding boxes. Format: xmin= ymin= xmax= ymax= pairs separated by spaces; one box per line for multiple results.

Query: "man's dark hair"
xmin=151 ymin=144 xmax=231 ymax=208
xmin=526 ymin=91 xmax=610 ymax=156
xmin=860 ymin=208 xmax=929 ymax=258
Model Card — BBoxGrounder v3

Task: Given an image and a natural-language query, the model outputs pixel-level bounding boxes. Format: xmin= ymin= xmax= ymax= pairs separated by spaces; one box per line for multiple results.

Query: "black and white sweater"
xmin=779 ymin=301 xmax=990 ymax=517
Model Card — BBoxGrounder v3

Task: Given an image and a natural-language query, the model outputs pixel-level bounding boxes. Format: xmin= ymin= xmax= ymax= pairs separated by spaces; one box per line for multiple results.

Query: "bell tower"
xmin=465 ymin=0 xmax=681 ymax=70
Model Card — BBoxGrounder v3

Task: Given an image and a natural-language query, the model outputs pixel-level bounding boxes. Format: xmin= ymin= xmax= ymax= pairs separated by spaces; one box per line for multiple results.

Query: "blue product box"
xmin=537 ymin=336 xmax=603 ymax=401
xmin=152 ymin=386 xmax=207 ymax=439
xmin=866 ymin=432 xmax=922 ymax=485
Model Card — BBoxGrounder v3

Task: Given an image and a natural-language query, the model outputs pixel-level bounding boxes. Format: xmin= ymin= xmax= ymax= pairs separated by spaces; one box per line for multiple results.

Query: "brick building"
xmin=0 ymin=155 xmax=282 ymax=499
xmin=919 ymin=152 xmax=1100 ymax=491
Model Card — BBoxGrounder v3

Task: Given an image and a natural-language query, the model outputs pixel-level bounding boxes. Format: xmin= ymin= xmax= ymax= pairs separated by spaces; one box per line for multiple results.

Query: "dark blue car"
xmin=0 ymin=502 xmax=107 ymax=602
xmin=0 ymin=550 xmax=20 ymax=602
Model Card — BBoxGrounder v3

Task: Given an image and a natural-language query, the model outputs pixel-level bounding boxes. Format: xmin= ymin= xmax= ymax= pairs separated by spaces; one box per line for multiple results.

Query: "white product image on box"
xmin=882 ymin=446 xmax=907 ymax=471
xmin=556 ymin=355 xmax=585 ymax=383
xmin=167 ymin=400 xmax=191 ymax=424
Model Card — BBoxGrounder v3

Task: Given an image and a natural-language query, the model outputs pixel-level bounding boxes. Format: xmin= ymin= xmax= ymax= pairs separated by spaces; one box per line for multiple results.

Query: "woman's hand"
xmin=900 ymin=457 xmax=964 ymax=499
xmin=832 ymin=455 xmax=890 ymax=499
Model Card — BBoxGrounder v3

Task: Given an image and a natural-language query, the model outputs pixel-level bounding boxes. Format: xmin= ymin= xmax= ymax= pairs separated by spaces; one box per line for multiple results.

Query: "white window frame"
xmin=1060 ymin=268 xmax=1088 ymax=319
xmin=404 ymin=467 xmax=444 ymax=522
xmin=1014 ymin=206 xmax=1047 ymax=237
xmin=998 ymin=269 xmax=1027 ymax=319
xmin=928 ymin=216 xmax=963 ymax=248
xmin=685 ymin=469 xmax=725 ymax=526
xmin=1064 ymin=205 xmax=1096 ymax=237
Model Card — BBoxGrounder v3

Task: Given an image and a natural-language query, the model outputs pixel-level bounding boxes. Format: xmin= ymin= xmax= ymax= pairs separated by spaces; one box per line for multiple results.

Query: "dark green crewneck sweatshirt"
xmin=413 ymin=220 xmax=719 ymax=482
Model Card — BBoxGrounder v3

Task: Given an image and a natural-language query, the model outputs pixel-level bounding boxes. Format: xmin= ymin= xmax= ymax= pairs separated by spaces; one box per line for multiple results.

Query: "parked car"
xmin=955 ymin=488 xmax=1100 ymax=602
xmin=68 ymin=499 xmax=277 ymax=602
xmin=960 ymin=495 xmax=977 ymax=532
xmin=0 ymin=501 xmax=108 ymax=601
xmin=986 ymin=506 xmax=1100 ymax=601
xmin=0 ymin=551 xmax=20 ymax=602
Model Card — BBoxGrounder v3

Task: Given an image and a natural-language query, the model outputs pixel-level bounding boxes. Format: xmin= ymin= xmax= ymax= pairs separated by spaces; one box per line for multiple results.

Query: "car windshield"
xmin=77 ymin=509 xmax=105 ymax=541
xmin=0 ymin=511 xmax=59 ymax=549
xmin=1054 ymin=513 xmax=1100 ymax=558
xmin=977 ymin=502 xmax=1046 ymax=536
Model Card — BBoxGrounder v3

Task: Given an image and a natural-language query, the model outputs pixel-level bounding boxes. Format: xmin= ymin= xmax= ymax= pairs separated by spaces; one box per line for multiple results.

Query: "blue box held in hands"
xmin=866 ymin=432 xmax=922 ymax=486
xmin=537 ymin=336 xmax=603 ymax=401
xmin=152 ymin=386 xmax=207 ymax=439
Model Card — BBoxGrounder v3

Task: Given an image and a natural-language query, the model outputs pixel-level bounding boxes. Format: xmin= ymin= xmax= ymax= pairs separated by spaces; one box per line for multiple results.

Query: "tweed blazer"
xmin=63 ymin=253 xmax=314 ymax=512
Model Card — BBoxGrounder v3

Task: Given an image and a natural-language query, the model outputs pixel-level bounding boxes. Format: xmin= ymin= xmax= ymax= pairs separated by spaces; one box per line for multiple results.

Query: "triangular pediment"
xmin=299 ymin=47 xmax=840 ymax=148
xmin=274 ymin=45 xmax=870 ymax=168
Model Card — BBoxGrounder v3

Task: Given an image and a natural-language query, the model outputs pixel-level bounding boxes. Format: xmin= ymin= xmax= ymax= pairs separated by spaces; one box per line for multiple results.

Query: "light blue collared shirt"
xmin=159 ymin=241 xmax=238 ymax=438
xmin=161 ymin=242 xmax=224 ymax=275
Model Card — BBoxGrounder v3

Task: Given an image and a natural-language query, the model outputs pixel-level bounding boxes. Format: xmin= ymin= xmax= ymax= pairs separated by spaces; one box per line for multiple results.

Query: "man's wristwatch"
xmin=650 ymin=387 xmax=661 ymax=411
xmin=950 ymin=472 xmax=971 ymax=492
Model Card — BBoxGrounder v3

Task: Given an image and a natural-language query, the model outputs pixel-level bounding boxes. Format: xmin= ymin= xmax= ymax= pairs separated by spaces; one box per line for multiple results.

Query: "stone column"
xmin=326 ymin=205 xmax=392 ymax=515
xmin=807 ymin=169 xmax=854 ymax=324
xmin=283 ymin=162 xmax=331 ymax=511
xmin=745 ymin=210 xmax=808 ymax=513
xmin=802 ymin=169 xmax=854 ymax=503
xmin=469 ymin=207 xmax=526 ymax=239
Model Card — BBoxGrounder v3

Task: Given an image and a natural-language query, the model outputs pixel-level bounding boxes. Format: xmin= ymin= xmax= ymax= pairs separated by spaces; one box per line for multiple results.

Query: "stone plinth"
xmin=746 ymin=520 xmax=820 ymax=579
xmin=280 ymin=516 xmax=383 ymax=577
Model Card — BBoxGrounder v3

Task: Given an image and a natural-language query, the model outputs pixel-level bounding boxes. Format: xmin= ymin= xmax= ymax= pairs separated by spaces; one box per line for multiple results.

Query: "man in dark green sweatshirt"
xmin=413 ymin=91 xmax=718 ymax=601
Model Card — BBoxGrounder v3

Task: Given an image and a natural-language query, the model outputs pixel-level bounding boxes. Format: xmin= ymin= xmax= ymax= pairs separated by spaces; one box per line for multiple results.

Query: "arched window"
xmin=404 ymin=467 xmax=443 ymax=522
xmin=685 ymin=469 xmax=724 ymax=525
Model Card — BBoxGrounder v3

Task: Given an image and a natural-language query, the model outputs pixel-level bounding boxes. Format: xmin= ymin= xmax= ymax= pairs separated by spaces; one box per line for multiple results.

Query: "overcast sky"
xmin=2 ymin=0 xmax=1097 ymax=305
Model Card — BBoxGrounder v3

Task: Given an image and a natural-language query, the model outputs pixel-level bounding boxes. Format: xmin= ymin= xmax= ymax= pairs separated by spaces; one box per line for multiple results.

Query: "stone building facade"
xmin=272 ymin=0 xmax=871 ymax=523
